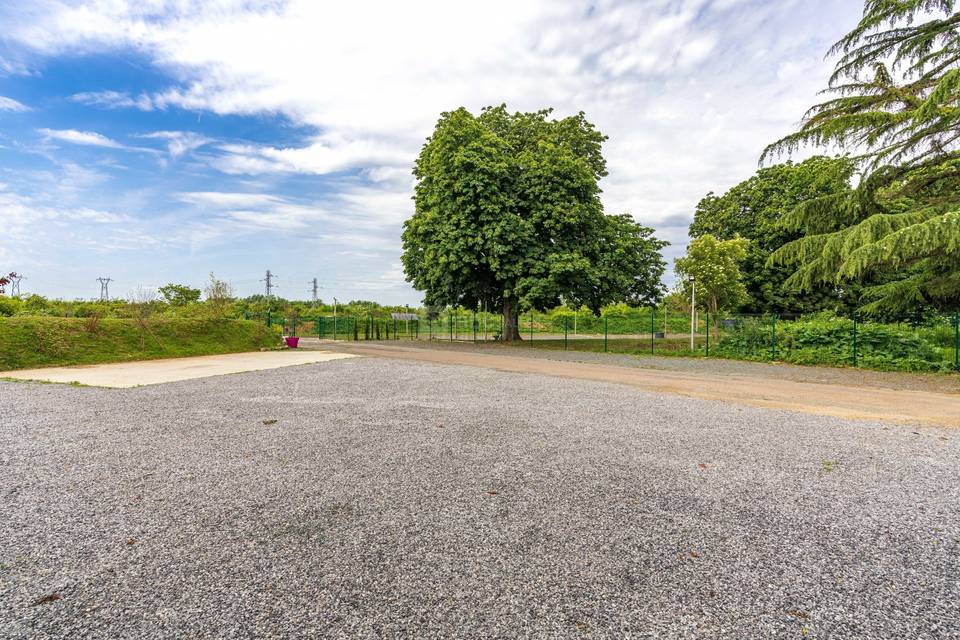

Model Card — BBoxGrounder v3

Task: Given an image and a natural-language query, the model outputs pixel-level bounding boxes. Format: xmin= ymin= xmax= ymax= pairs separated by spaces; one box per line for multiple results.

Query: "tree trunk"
xmin=502 ymin=297 xmax=522 ymax=342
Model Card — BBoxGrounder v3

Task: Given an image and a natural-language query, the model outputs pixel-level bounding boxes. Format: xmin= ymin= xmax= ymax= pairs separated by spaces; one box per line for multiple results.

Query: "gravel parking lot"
xmin=2 ymin=356 xmax=958 ymax=638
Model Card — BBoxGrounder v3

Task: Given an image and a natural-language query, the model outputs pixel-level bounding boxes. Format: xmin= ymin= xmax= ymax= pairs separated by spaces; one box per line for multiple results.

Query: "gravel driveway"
xmin=2 ymin=357 xmax=958 ymax=638
xmin=334 ymin=338 xmax=960 ymax=394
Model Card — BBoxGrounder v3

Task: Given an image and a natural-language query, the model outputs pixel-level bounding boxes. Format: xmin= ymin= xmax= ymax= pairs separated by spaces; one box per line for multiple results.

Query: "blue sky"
xmin=0 ymin=0 xmax=862 ymax=304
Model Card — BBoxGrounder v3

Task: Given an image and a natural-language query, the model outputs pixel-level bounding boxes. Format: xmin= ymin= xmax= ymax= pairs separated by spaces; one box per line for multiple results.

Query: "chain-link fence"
xmin=260 ymin=308 xmax=960 ymax=374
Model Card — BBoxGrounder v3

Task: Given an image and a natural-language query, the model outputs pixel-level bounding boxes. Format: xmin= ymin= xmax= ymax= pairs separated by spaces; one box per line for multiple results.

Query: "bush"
xmin=712 ymin=312 xmax=954 ymax=372
xmin=0 ymin=297 xmax=20 ymax=317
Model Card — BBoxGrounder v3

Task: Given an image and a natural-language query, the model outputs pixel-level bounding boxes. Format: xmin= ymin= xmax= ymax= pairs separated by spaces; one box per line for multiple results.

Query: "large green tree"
xmin=402 ymin=105 xmax=667 ymax=340
xmin=689 ymin=156 xmax=855 ymax=313
xmin=763 ymin=0 xmax=960 ymax=313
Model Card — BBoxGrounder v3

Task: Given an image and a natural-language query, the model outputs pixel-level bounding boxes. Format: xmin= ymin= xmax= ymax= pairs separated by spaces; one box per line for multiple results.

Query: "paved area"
xmin=2 ymin=356 xmax=958 ymax=638
xmin=308 ymin=340 xmax=960 ymax=428
xmin=0 ymin=350 xmax=356 ymax=387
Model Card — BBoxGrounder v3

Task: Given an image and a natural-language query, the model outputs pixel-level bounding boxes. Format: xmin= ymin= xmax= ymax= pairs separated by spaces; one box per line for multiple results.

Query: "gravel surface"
xmin=2 ymin=357 xmax=958 ymax=639
xmin=334 ymin=339 xmax=960 ymax=394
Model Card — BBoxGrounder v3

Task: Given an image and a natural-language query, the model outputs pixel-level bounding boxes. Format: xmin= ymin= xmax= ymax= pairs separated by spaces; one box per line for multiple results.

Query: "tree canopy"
xmin=689 ymin=156 xmax=856 ymax=313
xmin=674 ymin=235 xmax=750 ymax=320
xmin=764 ymin=0 xmax=960 ymax=313
xmin=158 ymin=283 xmax=201 ymax=307
xmin=401 ymin=105 xmax=667 ymax=340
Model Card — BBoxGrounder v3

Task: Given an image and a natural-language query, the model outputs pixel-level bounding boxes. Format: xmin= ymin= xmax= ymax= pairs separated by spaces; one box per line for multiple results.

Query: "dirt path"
xmin=311 ymin=340 xmax=960 ymax=428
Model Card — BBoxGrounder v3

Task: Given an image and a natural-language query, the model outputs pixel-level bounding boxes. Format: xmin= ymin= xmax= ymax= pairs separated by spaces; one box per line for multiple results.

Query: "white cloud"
xmin=0 ymin=187 xmax=130 ymax=270
xmin=0 ymin=0 xmax=865 ymax=298
xmin=0 ymin=95 xmax=29 ymax=111
xmin=211 ymin=133 xmax=410 ymax=176
xmin=176 ymin=187 xmax=405 ymax=232
xmin=141 ymin=130 xmax=210 ymax=157
xmin=72 ymin=90 xmax=154 ymax=110
xmin=37 ymin=128 xmax=125 ymax=148
xmin=7 ymin=0 xmax=856 ymax=229
xmin=0 ymin=188 xmax=127 ymax=225
xmin=176 ymin=191 xmax=285 ymax=208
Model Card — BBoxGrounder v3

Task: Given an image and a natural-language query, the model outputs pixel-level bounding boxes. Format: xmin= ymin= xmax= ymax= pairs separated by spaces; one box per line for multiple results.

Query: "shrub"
xmin=0 ymin=297 xmax=20 ymax=317
xmin=713 ymin=312 xmax=953 ymax=372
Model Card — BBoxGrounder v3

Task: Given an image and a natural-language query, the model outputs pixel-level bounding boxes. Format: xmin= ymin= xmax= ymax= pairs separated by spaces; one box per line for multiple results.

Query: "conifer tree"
xmin=764 ymin=0 xmax=960 ymax=312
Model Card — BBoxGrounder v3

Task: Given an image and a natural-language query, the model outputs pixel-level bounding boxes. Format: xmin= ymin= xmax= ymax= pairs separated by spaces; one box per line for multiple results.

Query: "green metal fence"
xmin=262 ymin=308 xmax=960 ymax=373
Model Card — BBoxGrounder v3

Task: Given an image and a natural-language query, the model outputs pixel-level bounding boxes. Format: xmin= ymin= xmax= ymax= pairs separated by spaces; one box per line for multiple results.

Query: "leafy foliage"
xmin=689 ymin=157 xmax=856 ymax=313
xmin=764 ymin=0 xmax=960 ymax=313
xmin=674 ymin=235 xmax=750 ymax=317
xmin=401 ymin=105 xmax=667 ymax=340
xmin=159 ymin=283 xmax=201 ymax=307
xmin=712 ymin=312 xmax=955 ymax=372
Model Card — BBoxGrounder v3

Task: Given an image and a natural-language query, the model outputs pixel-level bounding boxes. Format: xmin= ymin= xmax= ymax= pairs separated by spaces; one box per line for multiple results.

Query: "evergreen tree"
xmin=764 ymin=0 xmax=960 ymax=312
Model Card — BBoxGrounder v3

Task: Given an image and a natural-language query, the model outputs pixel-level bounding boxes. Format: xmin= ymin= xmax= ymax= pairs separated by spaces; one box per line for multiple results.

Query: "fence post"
xmin=604 ymin=316 xmax=608 ymax=353
xmin=564 ymin=316 xmax=568 ymax=350
xmin=530 ymin=311 xmax=534 ymax=342
xmin=650 ymin=308 xmax=655 ymax=355
xmin=266 ymin=310 xmax=272 ymax=327
xmin=954 ymin=312 xmax=959 ymax=371
xmin=770 ymin=314 xmax=777 ymax=361
xmin=853 ymin=313 xmax=859 ymax=367
xmin=318 ymin=316 xmax=323 ymax=339
xmin=473 ymin=310 xmax=477 ymax=343
xmin=706 ymin=311 xmax=710 ymax=357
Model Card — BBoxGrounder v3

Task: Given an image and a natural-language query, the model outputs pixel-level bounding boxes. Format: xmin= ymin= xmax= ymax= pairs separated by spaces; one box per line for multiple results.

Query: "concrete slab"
xmin=0 ymin=350 xmax=358 ymax=388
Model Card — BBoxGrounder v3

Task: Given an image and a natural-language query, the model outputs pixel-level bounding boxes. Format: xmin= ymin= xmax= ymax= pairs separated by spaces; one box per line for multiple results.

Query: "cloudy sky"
xmin=0 ymin=0 xmax=862 ymax=304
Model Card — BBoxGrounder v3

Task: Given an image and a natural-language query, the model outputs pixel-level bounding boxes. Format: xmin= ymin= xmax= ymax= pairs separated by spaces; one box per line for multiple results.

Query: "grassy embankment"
xmin=0 ymin=317 xmax=279 ymax=370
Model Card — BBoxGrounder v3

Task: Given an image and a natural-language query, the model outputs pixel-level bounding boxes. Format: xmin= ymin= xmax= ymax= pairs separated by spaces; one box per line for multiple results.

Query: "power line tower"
xmin=262 ymin=270 xmax=278 ymax=298
xmin=96 ymin=277 xmax=113 ymax=301
xmin=309 ymin=277 xmax=319 ymax=304
xmin=8 ymin=273 xmax=24 ymax=297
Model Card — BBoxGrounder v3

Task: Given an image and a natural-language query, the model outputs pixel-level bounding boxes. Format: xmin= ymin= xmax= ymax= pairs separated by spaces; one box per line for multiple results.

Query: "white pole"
xmin=689 ymin=280 xmax=696 ymax=350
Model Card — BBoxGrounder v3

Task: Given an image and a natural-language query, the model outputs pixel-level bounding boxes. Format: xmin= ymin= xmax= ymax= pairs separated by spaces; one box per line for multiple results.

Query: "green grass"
xmin=0 ymin=317 xmax=279 ymax=370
